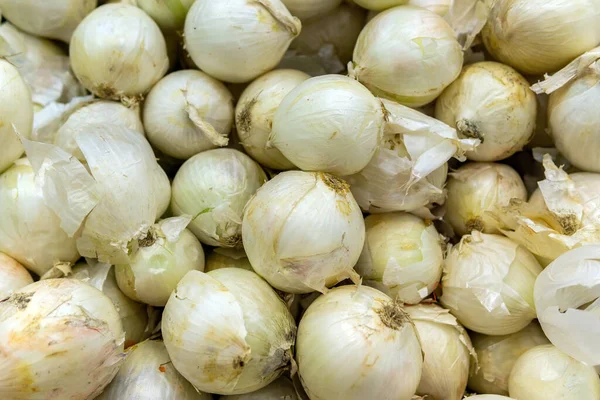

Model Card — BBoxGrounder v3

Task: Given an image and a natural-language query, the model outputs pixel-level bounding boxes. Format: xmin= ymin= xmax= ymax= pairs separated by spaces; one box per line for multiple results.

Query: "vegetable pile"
xmin=2 ymin=0 xmax=600 ymax=399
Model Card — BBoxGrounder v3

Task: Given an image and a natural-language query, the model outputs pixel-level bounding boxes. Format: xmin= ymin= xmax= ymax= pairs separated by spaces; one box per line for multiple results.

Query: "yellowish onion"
xmin=0 ymin=253 xmax=33 ymax=299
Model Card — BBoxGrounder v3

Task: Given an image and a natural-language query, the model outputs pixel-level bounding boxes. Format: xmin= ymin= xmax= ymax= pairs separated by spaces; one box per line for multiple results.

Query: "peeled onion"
xmin=0 ymin=253 xmax=33 ymax=299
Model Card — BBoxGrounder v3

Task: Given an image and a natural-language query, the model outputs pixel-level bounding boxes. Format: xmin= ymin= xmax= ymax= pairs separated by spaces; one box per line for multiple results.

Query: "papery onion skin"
xmin=297 ymin=285 xmax=423 ymax=400
xmin=171 ymin=148 xmax=267 ymax=248
xmin=235 ymin=69 xmax=309 ymax=170
xmin=508 ymin=345 xmax=600 ymax=400
xmin=440 ymin=232 xmax=542 ymax=335
xmin=445 ymin=162 xmax=527 ymax=236
xmin=205 ymin=248 xmax=254 ymax=273
xmin=96 ymin=339 xmax=211 ymax=400
xmin=220 ymin=377 xmax=297 ymax=400
xmin=281 ymin=0 xmax=342 ymax=20
xmin=468 ymin=322 xmax=549 ymax=395
xmin=0 ymin=279 xmax=125 ymax=399
xmin=435 ymin=62 xmax=537 ymax=161
xmin=0 ymin=60 xmax=33 ymax=174
xmin=136 ymin=0 xmax=195 ymax=31
xmin=163 ymin=269 xmax=296 ymax=395
xmin=0 ymin=159 xmax=80 ymax=276
xmin=184 ymin=0 xmax=301 ymax=83
xmin=0 ymin=253 xmax=33 ymax=299
xmin=144 ymin=70 xmax=234 ymax=160
xmin=0 ymin=0 xmax=97 ymax=42
xmin=242 ymin=171 xmax=364 ymax=293
xmin=350 ymin=5 xmax=463 ymax=107
xmin=355 ymin=213 xmax=443 ymax=304
xmin=70 ymin=3 xmax=169 ymax=101
xmin=270 ymin=74 xmax=384 ymax=175
xmin=482 ymin=0 xmax=600 ymax=75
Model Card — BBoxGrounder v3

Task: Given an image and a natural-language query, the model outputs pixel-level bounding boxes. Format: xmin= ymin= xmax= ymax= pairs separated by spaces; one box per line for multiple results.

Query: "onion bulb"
xmin=96 ymin=339 xmax=212 ymax=400
xmin=445 ymin=162 xmax=527 ymax=236
xmin=468 ymin=396 xmax=514 ymax=400
xmin=0 ymin=279 xmax=125 ymax=399
xmin=220 ymin=377 xmax=297 ymax=400
xmin=171 ymin=149 xmax=266 ymax=247
xmin=350 ymin=5 xmax=463 ymax=107
xmin=163 ymin=268 xmax=296 ymax=395
xmin=468 ymin=322 xmax=550 ymax=396
xmin=136 ymin=0 xmax=195 ymax=31
xmin=0 ymin=60 xmax=33 ymax=174
xmin=70 ymin=3 xmax=169 ymax=102
xmin=281 ymin=0 xmax=341 ymax=20
xmin=270 ymin=74 xmax=384 ymax=175
xmin=0 ymin=159 xmax=79 ymax=276
xmin=355 ymin=213 xmax=443 ymax=304
xmin=144 ymin=70 xmax=234 ymax=160
xmin=297 ymin=285 xmax=423 ymax=400
xmin=407 ymin=303 xmax=475 ymax=400
xmin=440 ymin=232 xmax=542 ymax=335
xmin=235 ymin=69 xmax=309 ymax=170
xmin=0 ymin=253 xmax=33 ymax=299
xmin=0 ymin=0 xmax=97 ymax=42
xmin=242 ymin=171 xmax=364 ymax=293
xmin=205 ymin=248 xmax=254 ymax=273
xmin=116 ymin=216 xmax=205 ymax=307
xmin=508 ymin=345 xmax=600 ymax=400
xmin=184 ymin=0 xmax=301 ymax=83
xmin=353 ymin=0 xmax=409 ymax=11
xmin=482 ymin=0 xmax=600 ymax=75
xmin=435 ymin=62 xmax=537 ymax=161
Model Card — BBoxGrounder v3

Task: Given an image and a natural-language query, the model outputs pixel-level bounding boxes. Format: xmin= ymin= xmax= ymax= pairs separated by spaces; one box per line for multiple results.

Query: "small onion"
xmin=270 ymin=74 xmax=384 ymax=175
xmin=242 ymin=171 xmax=364 ymax=293
xmin=0 ymin=0 xmax=97 ymax=42
xmin=136 ymin=0 xmax=195 ymax=31
xmin=445 ymin=162 xmax=527 ymax=236
xmin=0 ymin=60 xmax=33 ymax=174
xmin=0 ymin=159 xmax=79 ymax=276
xmin=171 ymin=148 xmax=267 ymax=247
xmin=70 ymin=3 xmax=169 ymax=101
xmin=435 ymin=62 xmax=537 ymax=161
xmin=144 ymin=70 xmax=234 ymax=160
xmin=468 ymin=322 xmax=550 ymax=396
xmin=508 ymin=345 xmax=600 ymax=400
xmin=407 ymin=303 xmax=475 ymax=400
xmin=440 ymin=232 xmax=542 ymax=335
xmin=0 ymin=253 xmax=33 ymax=299
xmin=184 ymin=0 xmax=301 ymax=83
xmin=355 ymin=213 xmax=443 ymax=304
xmin=220 ymin=377 xmax=297 ymax=400
xmin=96 ymin=339 xmax=212 ymax=400
xmin=482 ymin=0 xmax=600 ymax=75
xmin=281 ymin=0 xmax=341 ymax=20
xmin=350 ymin=6 xmax=463 ymax=107
xmin=0 ymin=279 xmax=125 ymax=399
xmin=297 ymin=285 xmax=423 ymax=400
xmin=205 ymin=248 xmax=254 ymax=273
xmin=116 ymin=217 xmax=205 ymax=307
xmin=353 ymin=0 xmax=408 ymax=11
xmin=235 ymin=69 xmax=309 ymax=170
xmin=163 ymin=269 xmax=296 ymax=395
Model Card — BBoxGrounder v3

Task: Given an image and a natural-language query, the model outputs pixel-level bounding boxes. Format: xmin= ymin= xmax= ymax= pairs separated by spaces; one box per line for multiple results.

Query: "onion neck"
xmin=378 ymin=299 xmax=410 ymax=331
xmin=456 ymin=118 xmax=484 ymax=142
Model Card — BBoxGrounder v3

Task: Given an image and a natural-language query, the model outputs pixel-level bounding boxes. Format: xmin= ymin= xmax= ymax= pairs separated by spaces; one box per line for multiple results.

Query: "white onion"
xmin=468 ymin=322 xmax=550 ymax=396
xmin=163 ymin=269 xmax=296 ymax=395
xmin=0 ymin=279 xmax=125 ymax=399
xmin=270 ymin=74 xmax=384 ymax=175
xmin=184 ymin=0 xmax=301 ymax=83
xmin=0 ymin=253 xmax=33 ymax=299
xmin=0 ymin=0 xmax=97 ymax=42
xmin=205 ymin=248 xmax=254 ymax=273
xmin=242 ymin=171 xmax=364 ymax=293
xmin=220 ymin=378 xmax=297 ymax=400
xmin=482 ymin=0 xmax=600 ymax=75
xmin=407 ymin=303 xmax=475 ymax=400
xmin=144 ymin=70 xmax=234 ymax=160
xmin=0 ymin=60 xmax=33 ymax=174
xmin=116 ymin=216 xmax=205 ymax=307
xmin=440 ymin=232 xmax=542 ymax=335
xmin=350 ymin=5 xmax=463 ymax=107
xmin=136 ymin=0 xmax=195 ymax=31
xmin=171 ymin=148 xmax=266 ymax=247
xmin=435 ymin=61 xmax=537 ymax=161
xmin=235 ymin=69 xmax=309 ymax=170
xmin=445 ymin=162 xmax=527 ymax=236
xmin=281 ymin=0 xmax=341 ymax=20
xmin=468 ymin=396 xmax=514 ymax=400
xmin=353 ymin=0 xmax=408 ymax=11
xmin=96 ymin=339 xmax=211 ymax=400
xmin=0 ymin=159 xmax=79 ymax=276
xmin=297 ymin=285 xmax=422 ymax=400
xmin=355 ymin=213 xmax=443 ymax=304
xmin=508 ymin=345 xmax=600 ymax=400
xmin=70 ymin=3 xmax=169 ymax=102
